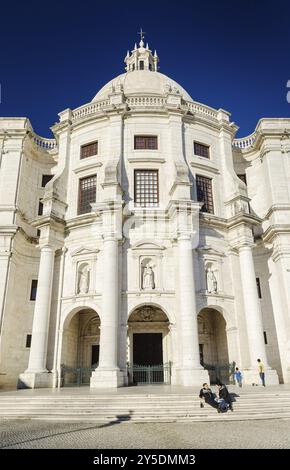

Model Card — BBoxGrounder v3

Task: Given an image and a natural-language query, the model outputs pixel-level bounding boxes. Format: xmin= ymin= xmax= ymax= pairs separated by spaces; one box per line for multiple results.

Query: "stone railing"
xmin=70 ymin=95 xmax=220 ymax=123
xmin=31 ymin=133 xmax=57 ymax=150
xmin=186 ymin=101 xmax=218 ymax=120
xmin=72 ymin=100 xmax=110 ymax=121
xmin=126 ymin=96 xmax=166 ymax=107
xmin=233 ymin=132 xmax=256 ymax=149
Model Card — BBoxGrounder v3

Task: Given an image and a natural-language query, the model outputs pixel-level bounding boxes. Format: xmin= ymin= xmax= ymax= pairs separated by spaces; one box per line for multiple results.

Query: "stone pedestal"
xmin=172 ymin=367 xmax=209 ymax=387
xmin=242 ymin=369 xmax=280 ymax=386
xmin=90 ymin=369 xmax=128 ymax=388
xmin=18 ymin=371 xmax=53 ymax=389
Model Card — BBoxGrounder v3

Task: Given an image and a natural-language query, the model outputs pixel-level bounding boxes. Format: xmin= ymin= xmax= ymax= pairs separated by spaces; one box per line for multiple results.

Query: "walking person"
xmin=234 ymin=367 xmax=243 ymax=387
xmin=257 ymin=358 xmax=265 ymax=386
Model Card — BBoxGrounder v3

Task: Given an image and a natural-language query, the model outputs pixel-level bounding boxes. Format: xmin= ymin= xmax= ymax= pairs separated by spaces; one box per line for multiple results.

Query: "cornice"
xmin=73 ymin=161 xmax=103 ymax=174
xmin=31 ymin=214 xmax=65 ymax=230
xmin=65 ymin=213 xmax=100 ymax=231
xmin=262 ymin=223 xmax=290 ymax=243
xmin=199 ymin=213 xmax=228 ymax=230
xmin=226 ymin=212 xmax=262 ymax=230
xmin=189 ymin=158 xmax=220 ymax=175
xmin=198 ymin=292 xmax=235 ymax=301
xmin=264 ymin=204 xmax=290 ymax=221
xmin=127 ymin=157 xmax=165 ymax=164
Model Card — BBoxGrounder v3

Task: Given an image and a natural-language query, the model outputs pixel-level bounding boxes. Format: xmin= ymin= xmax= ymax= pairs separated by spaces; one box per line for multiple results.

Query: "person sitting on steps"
xmin=199 ymin=383 xmax=218 ymax=409
xmin=215 ymin=381 xmax=234 ymax=413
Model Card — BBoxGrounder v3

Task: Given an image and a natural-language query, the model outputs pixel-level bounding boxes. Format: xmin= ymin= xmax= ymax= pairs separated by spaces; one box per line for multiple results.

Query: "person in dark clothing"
xmin=216 ymin=382 xmax=233 ymax=412
xmin=199 ymin=383 xmax=218 ymax=409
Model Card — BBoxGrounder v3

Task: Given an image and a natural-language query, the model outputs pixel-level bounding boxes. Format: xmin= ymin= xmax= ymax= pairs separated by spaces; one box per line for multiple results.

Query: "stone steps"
xmin=0 ymin=391 xmax=289 ymax=423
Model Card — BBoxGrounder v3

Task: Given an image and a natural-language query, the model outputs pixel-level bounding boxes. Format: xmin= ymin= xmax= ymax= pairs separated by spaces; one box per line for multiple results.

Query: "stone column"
xmin=174 ymin=235 xmax=209 ymax=385
xmin=90 ymin=237 xmax=127 ymax=387
xmin=239 ymin=244 xmax=279 ymax=384
xmin=19 ymin=245 xmax=55 ymax=388
xmin=268 ymin=256 xmax=290 ymax=384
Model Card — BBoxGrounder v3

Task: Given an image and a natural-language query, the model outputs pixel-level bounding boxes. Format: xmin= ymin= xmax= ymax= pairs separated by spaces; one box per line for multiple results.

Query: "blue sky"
xmin=0 ymin=0 xmax=289 ymax=137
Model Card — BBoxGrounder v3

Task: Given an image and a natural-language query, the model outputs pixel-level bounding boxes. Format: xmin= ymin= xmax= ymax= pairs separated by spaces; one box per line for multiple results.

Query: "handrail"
xmin=31 ymin=132 xmax=57 ymax=150
xmin=233 ymin=132 xmax=256 ymax=149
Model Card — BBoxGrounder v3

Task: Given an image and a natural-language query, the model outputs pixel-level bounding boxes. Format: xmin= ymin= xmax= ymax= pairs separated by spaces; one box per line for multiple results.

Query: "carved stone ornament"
xmin=140 ymin=306 xmax=155 ymax=322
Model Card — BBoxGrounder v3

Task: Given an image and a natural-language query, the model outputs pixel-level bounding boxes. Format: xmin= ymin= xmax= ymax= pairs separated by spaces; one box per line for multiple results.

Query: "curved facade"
xmin=0 ymin=38 xmax=290 ymax=389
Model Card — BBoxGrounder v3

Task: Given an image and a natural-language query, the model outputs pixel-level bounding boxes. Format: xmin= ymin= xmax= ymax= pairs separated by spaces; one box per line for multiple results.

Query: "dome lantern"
xmin=124 ymin=29 xmax=159 ymax=72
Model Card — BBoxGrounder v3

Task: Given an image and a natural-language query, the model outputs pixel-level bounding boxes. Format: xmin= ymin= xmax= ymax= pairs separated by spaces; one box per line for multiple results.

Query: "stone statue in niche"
xmin=142 ymin=263 xmax=155 ymax=290
xmin=206 ymin=268 xmax=218 ymax=294
xmin=78 ymin=265 xmax=90 ymax=294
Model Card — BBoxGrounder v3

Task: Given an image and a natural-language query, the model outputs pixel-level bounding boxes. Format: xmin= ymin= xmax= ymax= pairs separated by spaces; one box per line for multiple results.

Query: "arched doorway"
xmin=127 ymin=305 xmax=171 ymax=384
xmin=61 ymin=308 xmax=100 ymax=386
xmin=198 ymin=308 xmax=230 ymax=384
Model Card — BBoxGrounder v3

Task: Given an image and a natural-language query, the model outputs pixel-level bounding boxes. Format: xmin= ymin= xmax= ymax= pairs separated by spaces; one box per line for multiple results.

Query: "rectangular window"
xmin=78 ymin=175 xmax=97 ymax=215
xmin=256 ymin=277 xmax=262 ymax=298
xmin=41 ymin=175 xmax=53 ymax=187
xmin=26 ymin=334 xmax=32 ymax=348
xmin=196 ymin=175 xmax=214 ymax=214
xmin=194 ymin=142 xmax=210 ymax=159
xmin=134 ymin=169 xmax=159 ymax=208
xmin=38 ymin=201 xmax=43 ymax=216
xmin=139 ymin=60 xmax=144 ymax=70
xmin=238 ymin=174 xmax=247 ymax=185
xmin=263 ymin=331 xmax=268 ymax=345
xmin=134 ymin=135 xmax=158 ymax=150
xmin=80 ymin=141 xmax=98 ymax=159
xmin=30 ymin=280 xmax=38 ymax=301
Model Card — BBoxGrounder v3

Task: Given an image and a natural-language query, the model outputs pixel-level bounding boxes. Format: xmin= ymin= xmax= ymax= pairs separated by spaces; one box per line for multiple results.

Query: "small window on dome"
xmin=132 ymin=63 xmax=135 ymax=71
xmin=139 ymin=60 xmax=144 ymax=70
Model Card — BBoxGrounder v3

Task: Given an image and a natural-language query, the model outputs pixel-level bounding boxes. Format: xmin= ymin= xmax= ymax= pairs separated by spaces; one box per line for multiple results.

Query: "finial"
xmin=154 ymin=50 xmax=157 ymax=57
xmin=146 ymin=42 xmax=149 ymax=49
xmin=134 ymin=43 xmax=137 ymax=50
xmin=126 ymin=50 xmax=129 ymax=58
xmin=138 ymin=27 xmax=146 ymax=47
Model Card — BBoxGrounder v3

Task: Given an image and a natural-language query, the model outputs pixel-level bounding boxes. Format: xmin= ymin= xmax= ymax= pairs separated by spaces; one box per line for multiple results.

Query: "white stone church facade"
xmin=0 ymin=38 xmax=290 ymax=389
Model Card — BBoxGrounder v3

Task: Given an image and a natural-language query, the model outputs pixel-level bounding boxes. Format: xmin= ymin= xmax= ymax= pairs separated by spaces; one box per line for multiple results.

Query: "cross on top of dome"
xmin=138 ymin=27 xmax=146 ymax=47
xmin=124 ymin=30 xmax=159 ymax=72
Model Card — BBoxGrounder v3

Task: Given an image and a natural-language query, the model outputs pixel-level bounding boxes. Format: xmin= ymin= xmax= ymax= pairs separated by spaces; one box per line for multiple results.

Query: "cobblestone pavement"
xmin=0 ymin=419 xmax=290 ymax=449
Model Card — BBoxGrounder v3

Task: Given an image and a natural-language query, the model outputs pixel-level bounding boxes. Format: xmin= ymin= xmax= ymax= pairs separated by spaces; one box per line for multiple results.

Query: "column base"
xmin=90 ymin=368 xmax=128 ymax=388
xmin=242 ymin=368 xmax=279 ymax=386
xmin=18 ymin=371 xmax=53 ymax=389
xmin=172 ymin=367 xmax=210 ymax=386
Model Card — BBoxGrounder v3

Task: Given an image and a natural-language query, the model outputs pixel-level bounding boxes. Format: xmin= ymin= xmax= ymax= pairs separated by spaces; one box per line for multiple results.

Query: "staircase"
xmin=0 ymin=389 xmax=289 ymax=422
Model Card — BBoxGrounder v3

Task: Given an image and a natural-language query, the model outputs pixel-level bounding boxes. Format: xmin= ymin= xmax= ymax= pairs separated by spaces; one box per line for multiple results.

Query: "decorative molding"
xmin=131 ymin=240 xmax=166 ymax=251
xmin=73 ymin=161 xmax=102 ymax=174
xmin=127 ymin=157 xmax=165 ymax=164
xmin=190 ymin=158 xmax=220 ymax=175
xmin=71 ymin=247 xmax=100 ymax=257
xmin=197 ymin=246 xmax=225 ymax=257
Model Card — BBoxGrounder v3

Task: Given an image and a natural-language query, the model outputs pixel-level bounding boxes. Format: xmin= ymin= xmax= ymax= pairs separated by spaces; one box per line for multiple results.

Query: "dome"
xmin=92 ymin=70 xmax=194 ymax=103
